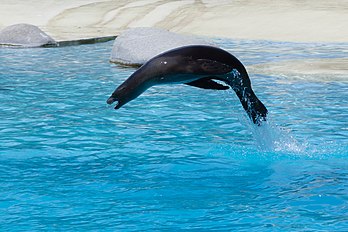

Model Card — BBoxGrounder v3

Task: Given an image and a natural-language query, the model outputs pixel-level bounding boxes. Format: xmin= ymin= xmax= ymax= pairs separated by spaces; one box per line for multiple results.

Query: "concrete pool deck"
xmin=1 ymin=0 xmax=347 ymax=43
xmin=1 ymin=0 xmax=347 ymax=80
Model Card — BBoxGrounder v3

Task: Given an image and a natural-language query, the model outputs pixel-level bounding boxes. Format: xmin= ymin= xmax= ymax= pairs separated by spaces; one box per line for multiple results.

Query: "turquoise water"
xmin=1 ymin=40 xmax=348 ymax=231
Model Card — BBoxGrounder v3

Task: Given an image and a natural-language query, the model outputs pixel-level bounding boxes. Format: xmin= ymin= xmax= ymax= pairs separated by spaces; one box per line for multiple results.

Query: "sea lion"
xmin=107 ymin=45 xmax=267 ymax=125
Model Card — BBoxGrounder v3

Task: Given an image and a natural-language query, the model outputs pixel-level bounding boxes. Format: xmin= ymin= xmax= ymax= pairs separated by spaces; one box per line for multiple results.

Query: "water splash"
xmin=248 ymin=119 xmax=306 ymax=153
xmin=220 ymin=88 xmax=305 ymax=154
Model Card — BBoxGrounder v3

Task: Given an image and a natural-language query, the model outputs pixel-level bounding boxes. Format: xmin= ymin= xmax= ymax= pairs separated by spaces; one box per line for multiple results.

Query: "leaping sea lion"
xmin=107 ymin=45 xmax=268 ymax=125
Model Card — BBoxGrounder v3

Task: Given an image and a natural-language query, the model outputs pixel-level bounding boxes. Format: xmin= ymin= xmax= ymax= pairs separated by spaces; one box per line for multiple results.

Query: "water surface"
xmin=0 ymin=40 xmax=347 ymax=231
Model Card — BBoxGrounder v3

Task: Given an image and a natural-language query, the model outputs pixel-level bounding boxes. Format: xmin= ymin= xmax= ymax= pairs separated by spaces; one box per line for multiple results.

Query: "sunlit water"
xmin=1 ymin=40 xmax=347 ymax=231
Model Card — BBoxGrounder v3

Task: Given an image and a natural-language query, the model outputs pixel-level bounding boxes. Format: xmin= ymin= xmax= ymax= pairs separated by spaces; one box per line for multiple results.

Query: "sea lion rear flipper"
xmin=185 ymin=77 xmax=229 ymax=90
xmin=234 ymin=88 xmax=268 ymax=125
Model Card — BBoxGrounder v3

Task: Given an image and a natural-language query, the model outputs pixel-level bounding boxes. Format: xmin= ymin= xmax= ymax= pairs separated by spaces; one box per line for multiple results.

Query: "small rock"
xmin=110 ymin=27 xmax=213 ymax=65
xmin=0 ymin=23 xmax=56 ymax=47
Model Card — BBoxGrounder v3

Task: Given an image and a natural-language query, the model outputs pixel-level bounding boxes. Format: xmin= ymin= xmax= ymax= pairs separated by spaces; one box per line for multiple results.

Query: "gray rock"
xmin=110 ymin=27 xmax=213 ymax=65
xmin=0 ymin=24 xmax=56 ymax=47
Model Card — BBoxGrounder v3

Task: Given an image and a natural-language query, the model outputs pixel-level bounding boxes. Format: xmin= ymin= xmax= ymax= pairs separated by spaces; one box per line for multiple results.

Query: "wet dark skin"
xmin=107 ymin=45 xmax=268 ymax=125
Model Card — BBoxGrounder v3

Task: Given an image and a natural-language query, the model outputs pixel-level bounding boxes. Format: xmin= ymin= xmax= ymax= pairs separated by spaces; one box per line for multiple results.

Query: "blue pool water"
xmin=1 ymin=40 xmax=348 ymax=231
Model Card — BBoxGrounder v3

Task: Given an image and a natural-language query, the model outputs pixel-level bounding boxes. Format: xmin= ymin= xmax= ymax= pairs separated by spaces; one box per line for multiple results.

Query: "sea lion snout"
xmin=107 ymin=96 xmax=124 ymax=109
xmin=106 ymin=96 xmax=116 ymax=104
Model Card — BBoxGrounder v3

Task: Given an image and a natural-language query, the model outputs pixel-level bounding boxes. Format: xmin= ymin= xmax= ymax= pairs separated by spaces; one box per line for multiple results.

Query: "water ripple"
xmin=0 ymin=40 xmax=348 ymax=230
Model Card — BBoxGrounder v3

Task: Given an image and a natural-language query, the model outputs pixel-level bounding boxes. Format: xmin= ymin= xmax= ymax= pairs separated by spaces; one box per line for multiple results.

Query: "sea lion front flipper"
xmin=185 ymin=77 xmax=229 ymax=90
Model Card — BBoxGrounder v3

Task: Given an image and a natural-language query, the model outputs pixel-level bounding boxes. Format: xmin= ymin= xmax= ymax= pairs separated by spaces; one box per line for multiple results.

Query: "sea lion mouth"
xmin=114 ymin=101 xmax=122 ymax=109
xmin=106 ymin=96 xmax=123 ymax=109
xmin=106 ymin=96 xmax=116 ymax=105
